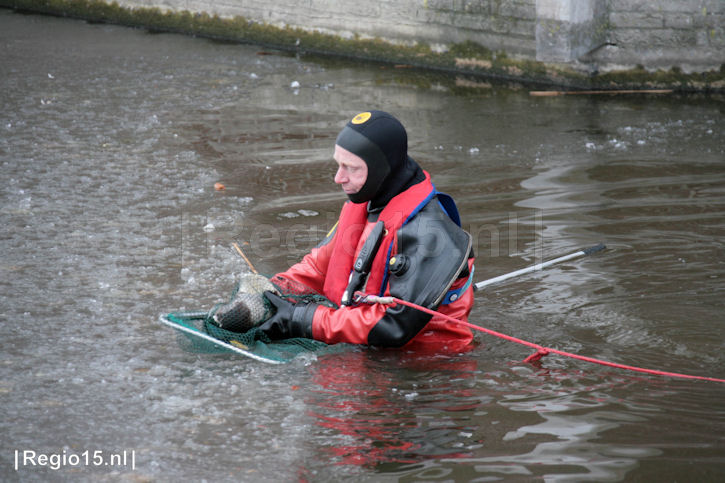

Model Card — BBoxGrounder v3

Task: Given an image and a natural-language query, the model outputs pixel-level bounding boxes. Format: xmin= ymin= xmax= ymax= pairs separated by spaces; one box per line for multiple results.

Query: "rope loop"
xmin=523 ymin=349 xmax=550 ymax=363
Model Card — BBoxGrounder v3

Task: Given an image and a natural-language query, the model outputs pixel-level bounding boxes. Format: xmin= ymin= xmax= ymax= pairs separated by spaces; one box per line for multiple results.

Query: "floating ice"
xmin=313 ymin=83 xmax=334 ymax=90
xmin=609 ymin=138 xmax=627 ymax=150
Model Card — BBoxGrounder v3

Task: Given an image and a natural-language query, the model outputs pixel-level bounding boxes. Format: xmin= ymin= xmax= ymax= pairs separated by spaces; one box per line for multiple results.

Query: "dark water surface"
xmin=2 ymin=10 xmax=724 ymax=482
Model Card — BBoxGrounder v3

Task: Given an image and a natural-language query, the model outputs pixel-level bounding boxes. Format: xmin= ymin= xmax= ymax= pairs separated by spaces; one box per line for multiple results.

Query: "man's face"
xmin=333 ymin=144 xmax=368 ymax=196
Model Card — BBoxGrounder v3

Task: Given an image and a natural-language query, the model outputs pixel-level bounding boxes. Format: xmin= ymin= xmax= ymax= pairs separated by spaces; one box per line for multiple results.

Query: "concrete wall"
xmin=4 ymin=0 xmax=724 ymax=87
xmin=536 ymin=0 xmax=609 ymax=64
xmin=112 ymin=0 xmax=723 ymax=74
xmin=117 ymin=0 xmax=541 ymax=57
xmin=588 ymin=0 xmax=725 ymax=73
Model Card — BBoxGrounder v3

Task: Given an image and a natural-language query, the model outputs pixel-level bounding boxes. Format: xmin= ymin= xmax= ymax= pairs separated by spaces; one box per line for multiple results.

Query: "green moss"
xmin=2 ymin=0 xmax=724 ymax=92
xmin=447 ymin=40 xmax=494 ymax=59
xmin=590 ymin=64 xmax=725 ymax=91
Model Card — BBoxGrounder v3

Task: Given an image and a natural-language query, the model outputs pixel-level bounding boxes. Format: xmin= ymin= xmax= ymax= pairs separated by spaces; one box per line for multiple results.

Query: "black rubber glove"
xmin=258 ymin=291 xmax=316 ymax=340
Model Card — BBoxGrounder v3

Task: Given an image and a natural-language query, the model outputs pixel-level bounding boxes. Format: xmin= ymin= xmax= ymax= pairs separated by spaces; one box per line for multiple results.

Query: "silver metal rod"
xmin=473 ymin=243 xmax=605 ymax=291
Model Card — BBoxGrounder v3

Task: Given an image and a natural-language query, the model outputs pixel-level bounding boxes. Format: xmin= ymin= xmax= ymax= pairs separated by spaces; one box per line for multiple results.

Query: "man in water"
xmin=226 ymin=110 xmax=475 ymax=350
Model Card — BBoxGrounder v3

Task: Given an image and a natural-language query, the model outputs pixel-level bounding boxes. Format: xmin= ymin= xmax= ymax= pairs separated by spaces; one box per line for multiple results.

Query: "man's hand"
xmin=258 ymin=291 xmax=316 ymax=340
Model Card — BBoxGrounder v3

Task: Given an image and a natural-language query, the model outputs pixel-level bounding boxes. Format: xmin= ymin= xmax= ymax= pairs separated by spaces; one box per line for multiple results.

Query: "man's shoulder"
xmin=408 ymin=193 xmax=463 ymax=229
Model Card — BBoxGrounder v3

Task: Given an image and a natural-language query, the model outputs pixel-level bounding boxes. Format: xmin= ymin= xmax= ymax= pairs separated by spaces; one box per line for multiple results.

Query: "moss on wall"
xmin=2 ymin=0 xmax=723 ymax=92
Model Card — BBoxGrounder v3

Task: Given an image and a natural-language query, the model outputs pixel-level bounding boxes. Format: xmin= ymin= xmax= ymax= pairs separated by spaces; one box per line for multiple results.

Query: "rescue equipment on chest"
xmin=341 ymin=220 xmax=386 ymax=306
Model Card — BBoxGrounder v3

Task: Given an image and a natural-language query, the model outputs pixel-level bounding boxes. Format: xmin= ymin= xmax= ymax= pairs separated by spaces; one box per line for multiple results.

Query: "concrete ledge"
xmin=2 ymin=0 xmax=724 ymax=91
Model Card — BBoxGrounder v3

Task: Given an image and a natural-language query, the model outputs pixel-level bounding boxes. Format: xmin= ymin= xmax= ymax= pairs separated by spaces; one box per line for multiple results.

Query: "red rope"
xmin=367 ymin=295 xmax=725 ymax=383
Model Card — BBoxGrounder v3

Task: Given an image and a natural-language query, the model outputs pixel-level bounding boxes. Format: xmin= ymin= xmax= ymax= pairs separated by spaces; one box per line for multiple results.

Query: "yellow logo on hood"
xmin=351 ymin=112 xmax=372 ymax=124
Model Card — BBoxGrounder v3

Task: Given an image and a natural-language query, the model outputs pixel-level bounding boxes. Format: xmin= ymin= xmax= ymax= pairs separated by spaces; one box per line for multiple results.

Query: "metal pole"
xmin=473 ymin=243 xmax=606 ymax=291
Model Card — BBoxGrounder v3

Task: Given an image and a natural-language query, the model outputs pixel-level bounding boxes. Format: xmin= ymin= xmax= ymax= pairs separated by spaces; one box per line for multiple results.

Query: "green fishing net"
xmin=163 ymin=274 xmax=353 ymax=363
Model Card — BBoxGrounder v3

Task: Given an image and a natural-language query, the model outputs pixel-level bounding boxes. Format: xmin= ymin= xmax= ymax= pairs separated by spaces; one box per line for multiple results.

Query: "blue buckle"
xmin=441 ymin=265 xmax=474 ymax=305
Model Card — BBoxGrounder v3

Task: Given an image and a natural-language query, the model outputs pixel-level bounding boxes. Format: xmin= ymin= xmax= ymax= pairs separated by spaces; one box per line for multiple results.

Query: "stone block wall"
xmin=4 ymin=0 xmax=724 ymax=87
xmin=113 ymin=0 xmax=723 ymax=74
xmin=535 ymin=0 xmax=609 ymax=64
xmin=415 ymin=0 xmax=538 ymax=57
xmin=590 ymin=0 xmax=725 ymax=72
xmin=119 ymin=0 xmax=540 ymax=57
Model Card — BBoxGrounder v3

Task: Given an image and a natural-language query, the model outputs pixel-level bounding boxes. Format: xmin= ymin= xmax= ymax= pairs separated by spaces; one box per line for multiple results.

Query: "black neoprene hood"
xmin=335 ymin=110 xmax=410 ymax=205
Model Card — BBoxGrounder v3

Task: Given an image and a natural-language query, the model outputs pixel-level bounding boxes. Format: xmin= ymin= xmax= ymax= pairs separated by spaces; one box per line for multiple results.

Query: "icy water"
xmin=2 ymin=9 xmax=725 ymax=482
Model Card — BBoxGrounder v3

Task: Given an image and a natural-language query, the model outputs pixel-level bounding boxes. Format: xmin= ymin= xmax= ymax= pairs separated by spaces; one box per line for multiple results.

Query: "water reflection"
xmin=305 ymin=351 xmax=481 ymax=468
xmin=390 ymin=368 xmax=725 ymax=482
xmin=494 ymin=401 xmax=656 ymax=481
